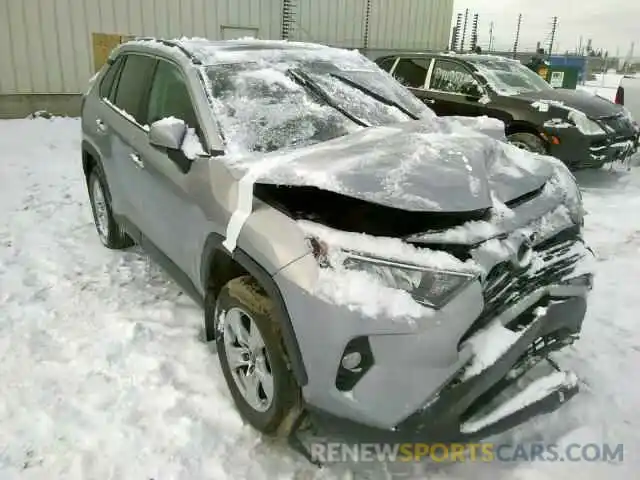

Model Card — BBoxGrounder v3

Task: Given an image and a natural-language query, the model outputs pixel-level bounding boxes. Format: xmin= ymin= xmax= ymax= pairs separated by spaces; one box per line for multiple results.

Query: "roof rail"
xmin=130 ymin=36 xmax=202 ymax=65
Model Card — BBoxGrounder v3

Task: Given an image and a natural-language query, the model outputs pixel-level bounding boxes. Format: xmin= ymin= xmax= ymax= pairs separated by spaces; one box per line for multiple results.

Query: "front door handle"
xmin=129 ymin=153 xmax=144 ymax=169
xmin=424 ymin=98 xmax=436 ymax=105
xmin=96 ymin=118 xmax=108 ymax=134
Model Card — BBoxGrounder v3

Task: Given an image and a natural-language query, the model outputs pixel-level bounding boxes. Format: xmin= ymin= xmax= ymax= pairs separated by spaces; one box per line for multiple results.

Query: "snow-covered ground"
xmin=1 ymin=117 xmax=639 ymax=479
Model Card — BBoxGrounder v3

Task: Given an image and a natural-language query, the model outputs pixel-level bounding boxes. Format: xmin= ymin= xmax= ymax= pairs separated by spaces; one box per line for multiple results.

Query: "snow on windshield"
xmin=471 ymin=58 xmax=553 ymax=96
xmin=202 ymin=47 xmax=431 ymax=155
xmin=208 ymin=64 xmax=358 ymax=156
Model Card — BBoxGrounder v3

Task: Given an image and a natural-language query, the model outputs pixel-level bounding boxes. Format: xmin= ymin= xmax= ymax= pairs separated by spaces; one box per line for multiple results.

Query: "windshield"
xmin=468 ymin=57 xmax=553 ymax=95
xmin=205 ymin=51 xmax=431 ymax=154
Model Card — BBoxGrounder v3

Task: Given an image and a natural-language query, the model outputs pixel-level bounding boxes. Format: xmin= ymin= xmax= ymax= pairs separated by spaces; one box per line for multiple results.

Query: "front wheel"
xmin=507 ymin=132 xmax=547 ymax=154
xmin=215 ymin=276 xmax=298 ymax=435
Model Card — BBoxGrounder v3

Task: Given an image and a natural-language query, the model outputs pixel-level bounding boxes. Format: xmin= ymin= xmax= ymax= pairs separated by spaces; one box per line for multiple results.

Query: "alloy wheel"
xmin=222 ymin=307 xmax=274 ymax=412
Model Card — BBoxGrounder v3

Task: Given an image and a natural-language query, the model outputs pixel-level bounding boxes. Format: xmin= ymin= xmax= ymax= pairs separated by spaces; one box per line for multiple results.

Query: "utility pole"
xmin=548 ymin=16 xmax=558 ymax=58
xmin=460 ymin=9 xmax=470 ymax=52
xmin=578 ymin=35 xmax=583 ymax=55
xmin=363 ymin=0 xmax=372 ymax=51
xmin=281 ymin=0 xmax=295 ymax=40
xmin=450 ymin=13 xmax=463 ymax=51
xmin=470 ymin=14 xmax=479 ymax=52
xmin=513 ymin=13 xmax=522 ymax=59
xmin=488 ymin=22 xmax=495 ymax=52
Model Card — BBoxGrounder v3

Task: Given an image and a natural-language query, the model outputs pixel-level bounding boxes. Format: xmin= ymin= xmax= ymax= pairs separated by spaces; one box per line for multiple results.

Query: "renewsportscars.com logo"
xmin=310 ymin=442 xmax=625 ymax=464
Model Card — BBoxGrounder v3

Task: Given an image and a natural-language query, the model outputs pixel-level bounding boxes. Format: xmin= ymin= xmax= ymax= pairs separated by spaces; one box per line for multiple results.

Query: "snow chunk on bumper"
xmin=460 ymin=306 xmax=548 ymax=381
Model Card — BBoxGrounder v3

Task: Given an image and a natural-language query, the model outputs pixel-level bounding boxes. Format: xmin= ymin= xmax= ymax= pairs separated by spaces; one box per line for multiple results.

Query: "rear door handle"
xmin=424 ymin=98 xmax=436 ymax=105
xmin=129 ymin=153 xmax=144 ymax=169
xmin=96 ymin=118 xmax=107 ymax=134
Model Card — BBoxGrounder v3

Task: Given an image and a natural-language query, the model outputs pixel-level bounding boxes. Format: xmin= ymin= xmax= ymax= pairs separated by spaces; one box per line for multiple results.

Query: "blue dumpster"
xmin=548 ymin=55 xmax=587 ymax=85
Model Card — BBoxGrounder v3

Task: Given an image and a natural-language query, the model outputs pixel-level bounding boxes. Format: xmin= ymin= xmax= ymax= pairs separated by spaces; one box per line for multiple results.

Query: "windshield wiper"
xmin=329 ymin=73 xmax=420 ymax=120
xmin=286 ymin=68 xmax=370 ymax=128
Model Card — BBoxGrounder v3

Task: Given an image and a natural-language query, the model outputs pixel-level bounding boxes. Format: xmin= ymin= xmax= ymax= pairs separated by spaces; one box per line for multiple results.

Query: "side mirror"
xmin=464 ymin=84 xmax=484 ymax=101
xmin=149 ymin=118 xmax=187 ymax=150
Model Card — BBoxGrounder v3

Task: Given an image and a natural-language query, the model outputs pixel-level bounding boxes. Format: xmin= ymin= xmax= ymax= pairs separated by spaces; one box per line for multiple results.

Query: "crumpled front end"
xmin=275 ymin=161 xmax=594 ymax=442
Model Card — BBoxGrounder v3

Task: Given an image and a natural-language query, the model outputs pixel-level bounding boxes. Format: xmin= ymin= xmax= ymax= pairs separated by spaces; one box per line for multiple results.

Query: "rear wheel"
xmin=507 ymin=132 xmax=547 ymax=154
xmin=87 ymin=165 xmax=133 ymax=249
xmin=215 ymin=276 xmax=298 ymax=435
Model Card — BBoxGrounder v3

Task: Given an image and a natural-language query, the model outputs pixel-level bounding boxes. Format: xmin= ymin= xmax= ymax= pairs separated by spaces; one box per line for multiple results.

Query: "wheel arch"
xmin=505 ymin=120 xmax=543 ymax=138
xmin=505 ymin=121 xmax=549 ymax=153
xmin=200 ymin=233 xmax=308 ymax=386
xmin=82 ymin=139 xmax=101 ymax=178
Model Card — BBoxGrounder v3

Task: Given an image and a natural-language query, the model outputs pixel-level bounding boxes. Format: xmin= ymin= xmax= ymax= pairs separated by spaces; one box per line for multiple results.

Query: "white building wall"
xmin=290 ymin=0 xmax=367 ymax=49
xmin=0 ymin=0 xmax=454 ymax=96
xmin=0 ymin=0 xmax=282 ymax=95
xmin=368 ymin=0 xmax=452 ymax=50
xmin=290 ymin=0 xmax=453 ymax=51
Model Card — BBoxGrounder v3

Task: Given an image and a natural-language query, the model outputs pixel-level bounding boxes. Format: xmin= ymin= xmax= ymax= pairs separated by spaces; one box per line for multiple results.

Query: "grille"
xmin=461 ymin=227 xmax=582 ymax=342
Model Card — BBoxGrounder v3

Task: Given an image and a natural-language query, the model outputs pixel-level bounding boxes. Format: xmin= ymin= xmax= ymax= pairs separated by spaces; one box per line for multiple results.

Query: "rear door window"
xmin=111 ymin=54 xmax=157 ymax=124
xmin=391 ymin=58 xmax=431 ymax=89
xmin=429 ymin=59 xmax=481 ymax=95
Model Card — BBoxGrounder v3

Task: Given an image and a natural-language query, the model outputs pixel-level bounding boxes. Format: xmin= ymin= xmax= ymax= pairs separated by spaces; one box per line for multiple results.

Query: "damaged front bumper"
xmin=304 ymin=288 xmax=589 ymax=444
xmin=546 ymin=114 xmax=639 ymax=169
xmin=275 ymin=214 xmax=594 ymax=450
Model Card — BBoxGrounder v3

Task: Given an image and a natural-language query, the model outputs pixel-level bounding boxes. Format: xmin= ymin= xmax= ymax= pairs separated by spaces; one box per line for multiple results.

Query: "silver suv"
xmin=81 ymin=38 xmax=594 ymax=454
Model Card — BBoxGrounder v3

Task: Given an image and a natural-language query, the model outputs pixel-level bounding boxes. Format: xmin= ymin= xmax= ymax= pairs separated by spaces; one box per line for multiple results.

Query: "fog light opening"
xmin=341 ymin=351 xmax=363 ymax=371
xmin=335 ymin=337 xmax=374 ymax=392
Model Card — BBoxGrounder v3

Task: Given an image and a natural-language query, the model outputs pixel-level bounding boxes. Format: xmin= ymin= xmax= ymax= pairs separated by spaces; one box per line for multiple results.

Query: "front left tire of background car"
xmin=87 ymin=164 xmax=134 ymax=250
xmin=507 ymin=132 xmax=547 ymax=154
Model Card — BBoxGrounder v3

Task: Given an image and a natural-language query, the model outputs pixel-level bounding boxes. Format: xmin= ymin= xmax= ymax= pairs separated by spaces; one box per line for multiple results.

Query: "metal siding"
xmin=128 ymin=0 xmax=144 ymax=36
xmin=167 ymin=0 xmax=182 ymax=38
xmin=423 ymin=0 xmax=434 ymax=49
xmin=191 ymin=0 xmax=207 ymax=37
xmin=70 ymin=1 xmax=93 ymax=93
xmin=155 ymin=0 xmax=171 ymax=38
xmin=54 ymin=0 xmax=77 ymax=93
xmin=100 ymin=0 xmax=117 ymax=32
xmin=292 ymin=0 xmax=365 ymax=48
xmin=0 ymin=0 xmax=453 ymax=95
xmin=0 ymin=0 xmax=17 ymax=93
xmin=41 ymin=0 xmax=66 ymax=93
xmin=179 ymin=0 xmax=195 ymax=36
xmin=113 ymin=0 xmax=130 ymax=34
xmin=22 ymin=0 xmax=48 ymax=92
xmin=366 ymin=0 xmax=453 ymax=51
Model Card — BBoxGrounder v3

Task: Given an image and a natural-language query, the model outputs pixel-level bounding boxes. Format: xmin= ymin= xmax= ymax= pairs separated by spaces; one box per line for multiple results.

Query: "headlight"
xmin=568 ymin=110 xmax=606 ymax=136
xmin=549 ymin=160 xmax=584 ymax=225
xmin=342 ymin=252 xmax=477 ymax=309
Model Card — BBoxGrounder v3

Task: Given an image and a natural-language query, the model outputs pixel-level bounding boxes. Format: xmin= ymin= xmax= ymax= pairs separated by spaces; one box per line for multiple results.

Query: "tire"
xmin=215 ymin=276 xmax=298 ymax=435
xmin=87 ymin=164 xmax=134 ymax=250
xmin=507 ymin=132 xmax=547 ymax=154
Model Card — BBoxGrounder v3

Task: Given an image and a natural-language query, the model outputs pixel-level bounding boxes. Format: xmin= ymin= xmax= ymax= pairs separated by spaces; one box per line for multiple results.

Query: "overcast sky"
xmin=453 ymin=0 xmax=639 ymax=57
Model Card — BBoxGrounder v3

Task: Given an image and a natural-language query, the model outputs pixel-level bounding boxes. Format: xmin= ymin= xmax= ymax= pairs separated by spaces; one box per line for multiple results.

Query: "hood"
xmin=229 ymin=119 xmax=554 ymax=213
xmin=514 ymin=88 xmax=623 ymax=118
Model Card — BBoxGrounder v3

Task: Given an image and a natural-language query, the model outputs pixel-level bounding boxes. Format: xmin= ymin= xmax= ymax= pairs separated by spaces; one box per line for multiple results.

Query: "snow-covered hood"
xmin=231 ymin=119 xmax=554 ymax=213
xmin=514 ymin=88 xmax=623 ymax=118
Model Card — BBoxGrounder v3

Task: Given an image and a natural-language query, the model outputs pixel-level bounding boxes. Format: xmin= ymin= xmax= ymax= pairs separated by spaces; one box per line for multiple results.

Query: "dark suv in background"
xmin=376 ymin=53 xmax=639 ymax=169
